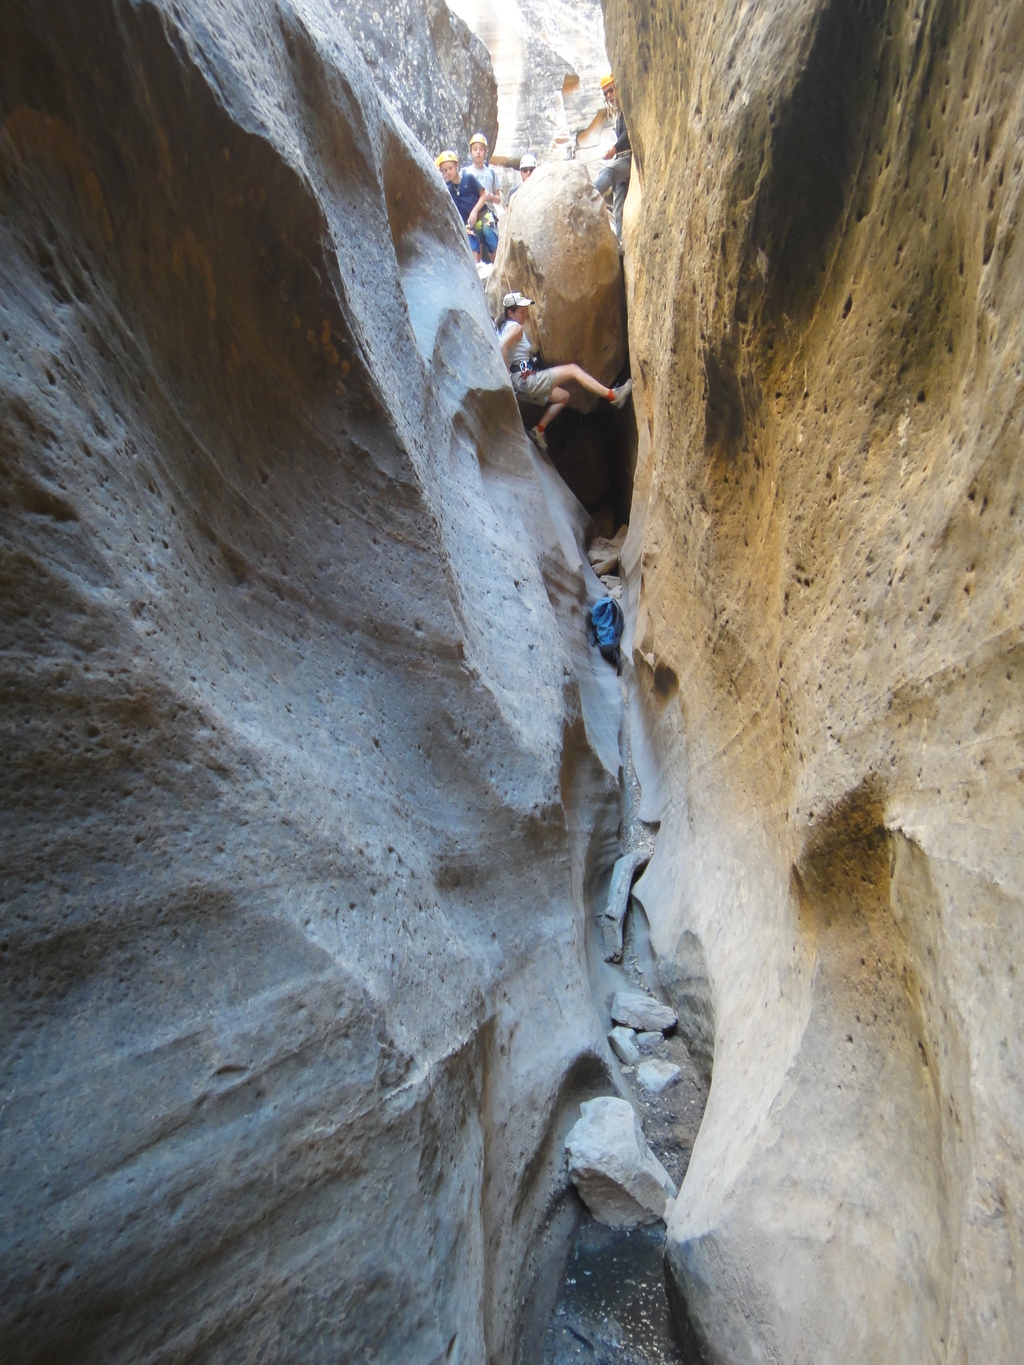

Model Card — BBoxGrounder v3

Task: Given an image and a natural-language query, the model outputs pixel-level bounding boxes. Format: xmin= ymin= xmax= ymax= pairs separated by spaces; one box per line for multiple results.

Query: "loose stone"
xmin=608 ymin=1025 xmax=640 ymax=1065
xmin=610 ymin=990 xmax=677 ymax=1033
xmin=565 ymin=1096 xmax=677 ymax=1229
xmin=636 ymin=1059 xmax=682 ymax=1093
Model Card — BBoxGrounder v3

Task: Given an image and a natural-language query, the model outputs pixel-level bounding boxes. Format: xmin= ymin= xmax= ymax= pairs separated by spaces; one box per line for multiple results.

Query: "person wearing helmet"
xmin=498 ymin=291 xmax=633 ymax=452
xmin=507 ymin=151 xmax=537 ymax=205
xmin=464 ymin=132 xmax=500 ymax=262
xmin=594 ymin=73 xmax=631 ymax=241
xmin=436 ymin=150 xmax=488 ymax=262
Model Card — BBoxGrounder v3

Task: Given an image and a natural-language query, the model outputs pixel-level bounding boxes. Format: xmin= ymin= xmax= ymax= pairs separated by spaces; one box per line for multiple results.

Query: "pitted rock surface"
xmin=606 ymin=0 xmax=1024 ymax=1359
xmin=339 ymin=0 xmax=498 ymax=158
xmin=0 ymin=3 xmax=617 ymax=1362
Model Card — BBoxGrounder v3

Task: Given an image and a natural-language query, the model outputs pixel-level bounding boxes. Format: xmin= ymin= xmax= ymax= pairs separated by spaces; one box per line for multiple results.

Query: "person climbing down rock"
xmin=436 ymin=150 xmax=488 ymax=262
xmin=594 ymin=72 xmax=631 ymax=242
xmin=497 ymin=292 xmax=633 ymax=451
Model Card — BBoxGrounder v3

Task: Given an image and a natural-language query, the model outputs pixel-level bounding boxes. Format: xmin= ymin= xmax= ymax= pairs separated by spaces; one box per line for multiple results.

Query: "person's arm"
xmin=462 ymin=174 xmax=486 ymax=226
xmin=468 ymin=188 xmax=487 ymax=226
xmin=499 ymin=321 xmax=523 ymax=366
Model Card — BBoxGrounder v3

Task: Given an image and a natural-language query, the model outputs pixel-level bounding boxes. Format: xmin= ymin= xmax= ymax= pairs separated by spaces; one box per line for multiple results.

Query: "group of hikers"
xmin=435 ymin=70 xmax=630 ymax=265
xmin=435 ymin=73 xmax=633 ymax=453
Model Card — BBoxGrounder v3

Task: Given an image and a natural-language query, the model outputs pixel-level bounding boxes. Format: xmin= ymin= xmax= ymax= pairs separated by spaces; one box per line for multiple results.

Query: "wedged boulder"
xmin=486 ymin=161 xmax=626 ymax=405
xmin=565 ymin=1098 xmax=677 ymax=1229
xmin=599 ymin=849 xmax=649 ymax=962
xmin=610 ymin=991 xmax=677 ymax=1034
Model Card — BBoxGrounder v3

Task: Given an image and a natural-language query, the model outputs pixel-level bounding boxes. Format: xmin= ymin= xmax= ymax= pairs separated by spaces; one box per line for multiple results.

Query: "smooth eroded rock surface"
xmin=606 ymin=0 xmax=1024 ymax=1358
xmin=565 ymin=1097 xmax=677 ymax=1230
xmin=0 ymin=3 xmax=615 ymax=1361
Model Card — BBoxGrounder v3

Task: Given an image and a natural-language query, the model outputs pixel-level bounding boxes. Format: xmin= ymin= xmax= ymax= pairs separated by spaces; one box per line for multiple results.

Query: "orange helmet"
xmin=600 ymin=72 xmax=615 ymax=90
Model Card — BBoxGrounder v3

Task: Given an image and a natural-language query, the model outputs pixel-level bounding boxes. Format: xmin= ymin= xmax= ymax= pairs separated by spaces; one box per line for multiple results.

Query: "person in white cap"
xmin=497 ymin=292 xmax=632 ymax=451
xmin=507 ymin=151 xmax=537 ymax=205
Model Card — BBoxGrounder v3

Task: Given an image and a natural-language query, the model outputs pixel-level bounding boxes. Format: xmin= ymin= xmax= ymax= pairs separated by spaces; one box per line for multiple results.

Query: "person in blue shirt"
xmin=436 ymin=150 xmax=488 ymax=262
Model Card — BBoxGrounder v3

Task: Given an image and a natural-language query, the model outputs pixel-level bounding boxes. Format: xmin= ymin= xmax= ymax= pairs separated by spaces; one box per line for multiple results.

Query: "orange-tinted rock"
xmin=607 ymin=0 xmax=1024 ymax=1358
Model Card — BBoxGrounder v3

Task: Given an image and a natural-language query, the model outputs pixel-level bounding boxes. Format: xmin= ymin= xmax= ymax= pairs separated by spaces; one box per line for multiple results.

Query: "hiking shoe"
xmin=528 ymin=425 xmax=549 ymax=452
xmin=610 ymin=379 xmax=633 ymax=409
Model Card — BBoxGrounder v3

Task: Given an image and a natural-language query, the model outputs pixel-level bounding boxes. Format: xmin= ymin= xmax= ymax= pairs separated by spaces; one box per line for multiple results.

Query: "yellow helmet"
xmin=435 ymin=150 xmax=459 ymax=168
xmin=469 ymin=132 xmax=488 ymax=148
xmin=600 ymin=72 xmax=615 ymax=90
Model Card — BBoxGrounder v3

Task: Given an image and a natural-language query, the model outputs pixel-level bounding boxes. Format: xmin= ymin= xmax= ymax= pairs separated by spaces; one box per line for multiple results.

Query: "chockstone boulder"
xmin=565 ymin=1097 xmax=677 ymax=1229
xmin=487 ymin=160 xmax=626 ymax=406
xmin=606 ymin=0 xmax=1024 ymax=1359
xmin=0 ymin=2 xmax=620 ymax=1362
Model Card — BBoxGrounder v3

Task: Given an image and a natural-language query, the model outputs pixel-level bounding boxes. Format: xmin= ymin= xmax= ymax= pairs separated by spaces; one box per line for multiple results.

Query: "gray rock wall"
xmin=0 ymin=1 xmax=612 ymax=1359
xmin=336 ymin=0 xmax=498 ymax=159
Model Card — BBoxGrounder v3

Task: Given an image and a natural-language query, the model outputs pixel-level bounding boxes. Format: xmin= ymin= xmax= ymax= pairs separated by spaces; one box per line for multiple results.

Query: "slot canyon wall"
xmin=0 ymin=2 xmax=622 ymax=1361
xmin=445 ymin=0 xmax=608 ymax=162
xmin=606 ymin=0 xmax=1024 ymax=1360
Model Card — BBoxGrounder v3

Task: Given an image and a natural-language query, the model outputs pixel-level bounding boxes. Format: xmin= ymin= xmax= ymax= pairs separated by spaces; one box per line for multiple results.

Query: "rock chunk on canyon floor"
xmin=608 ymin=1025 xmax=641 ymax=1066
xmin=610 ymin=991 xmax=677 ymax=1034
xmin=565 ymin=1097 xmax=677 ymax=1229
xmin=486 ymin=161 xmax=626 ymax=404
xmin=636 ymin=1060 xmax=682 ymax=1093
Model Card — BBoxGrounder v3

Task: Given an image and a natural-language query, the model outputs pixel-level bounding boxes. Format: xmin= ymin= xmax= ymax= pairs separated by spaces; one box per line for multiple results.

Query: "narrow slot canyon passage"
xmin=537 ymin=663 xmax=712 ymax=1365
xmin=3 ymin=0 xmax=1024 ymax=1362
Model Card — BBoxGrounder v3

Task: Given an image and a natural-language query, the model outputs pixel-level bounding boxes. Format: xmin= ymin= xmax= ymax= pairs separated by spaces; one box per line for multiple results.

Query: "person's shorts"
xmin=467 ymin=223 xmax=498 ymax=261
xmin=511 ymin=368 xmax=558 ymax=404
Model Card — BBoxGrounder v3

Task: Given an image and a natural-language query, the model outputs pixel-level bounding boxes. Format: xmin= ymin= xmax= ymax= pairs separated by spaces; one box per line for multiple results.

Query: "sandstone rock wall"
xmin=337 ymin=0 xmax=498 ymax=158
xmin=447 ymin=0 xmax=609 ymax=162
xmin=0 ymin=2 xmax=615 ymax=1360
xmin=605 ymin=0 xmax=1024 ymax=1359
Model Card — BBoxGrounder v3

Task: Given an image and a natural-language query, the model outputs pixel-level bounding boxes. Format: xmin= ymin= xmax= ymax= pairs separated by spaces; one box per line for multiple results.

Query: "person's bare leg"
xmin=542 ymin=363 xmax=615 ymax=401
xmin=539 ymin=385 xmax=571 ymax=429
